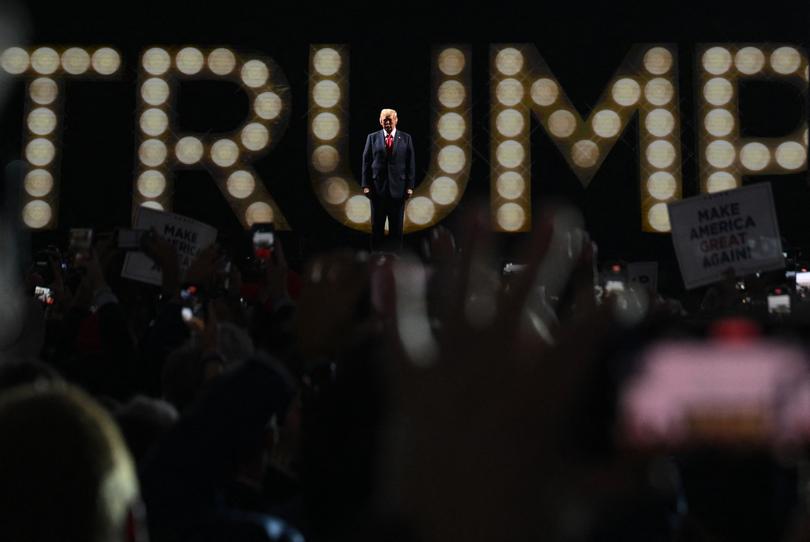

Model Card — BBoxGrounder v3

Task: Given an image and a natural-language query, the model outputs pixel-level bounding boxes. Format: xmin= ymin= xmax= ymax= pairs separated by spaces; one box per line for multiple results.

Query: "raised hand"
xmin=46 ymin=254 xmax=71 ymax=316
xmin=68 ymin=248 xmax=108 ymax=311
xmin=381 ymin=205 xmax=615 ymax=542
xmin=140 ymin=228 xmax=180 ymax=297
xmin=258 ymin=237 xmax=289 ymax=307
xmin=293 ymin=250 xmax=371 ymax=361
xmin=184 ymin=244 xmax=219 ymax=290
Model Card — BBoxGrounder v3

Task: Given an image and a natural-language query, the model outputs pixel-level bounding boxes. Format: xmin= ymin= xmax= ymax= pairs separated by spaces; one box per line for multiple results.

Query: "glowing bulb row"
xmin=1 ymin=47 xmax=120 ymax=76
xmin=637 ymin=48 xmax=681 ymax=233
xmin=404 ymin=46 xmax=471 ymax=229
xmin=308 ymin=46 xmax=361 ymax=223
xmin=702 ymin=45 xmax=804 ymax=76
xmin=23 ymin=78 xmax=60 ymax=227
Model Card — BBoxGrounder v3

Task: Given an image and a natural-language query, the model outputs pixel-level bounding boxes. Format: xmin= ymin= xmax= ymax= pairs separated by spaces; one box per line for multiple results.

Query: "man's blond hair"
xmin=379 ymin=108 xmax=398 ymax=122
xmin=0 ymin=383 xmax=139 ymax=542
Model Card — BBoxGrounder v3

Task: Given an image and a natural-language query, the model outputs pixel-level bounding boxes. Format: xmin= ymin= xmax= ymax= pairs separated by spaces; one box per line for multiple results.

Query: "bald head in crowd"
xmin=0 ymin=383 xmax=141 ymax=542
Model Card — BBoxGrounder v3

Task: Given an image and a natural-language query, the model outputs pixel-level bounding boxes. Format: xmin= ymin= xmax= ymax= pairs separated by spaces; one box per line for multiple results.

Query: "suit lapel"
xmin=390 ymin=130 xmax=401 ymax=155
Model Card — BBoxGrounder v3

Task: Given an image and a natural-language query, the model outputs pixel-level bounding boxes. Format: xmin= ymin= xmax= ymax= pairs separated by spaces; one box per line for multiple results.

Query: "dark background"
xmin=3 ymin=2 xmax=809 ymax=295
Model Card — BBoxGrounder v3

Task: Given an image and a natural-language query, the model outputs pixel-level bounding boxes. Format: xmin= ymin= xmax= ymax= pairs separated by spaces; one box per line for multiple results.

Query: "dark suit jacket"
xmin=361 ymin=129 xmax=416 ymax=199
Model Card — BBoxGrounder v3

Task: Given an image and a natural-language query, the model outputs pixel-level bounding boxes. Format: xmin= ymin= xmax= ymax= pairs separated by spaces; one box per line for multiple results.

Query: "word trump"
xmin=2 ymin=43 xmax=807 ymax=234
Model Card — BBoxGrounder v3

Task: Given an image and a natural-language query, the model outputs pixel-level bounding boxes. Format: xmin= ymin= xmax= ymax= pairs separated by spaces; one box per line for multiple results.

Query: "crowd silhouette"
xmin=2 ymin=201 xmax=810 ymax=542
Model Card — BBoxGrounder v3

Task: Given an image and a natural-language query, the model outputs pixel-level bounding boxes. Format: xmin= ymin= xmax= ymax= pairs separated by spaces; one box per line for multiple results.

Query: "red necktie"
xmin=385 ymin=134 xmax=393 ymax=153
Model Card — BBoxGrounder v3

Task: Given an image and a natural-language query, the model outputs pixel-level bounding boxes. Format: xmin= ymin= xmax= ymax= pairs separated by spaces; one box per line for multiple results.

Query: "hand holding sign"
xmin=668 ymin=183 xmax=784 ymax=289
xmin=184 ymin=244 xmax=219 ymax=291
xmin=140 ymin=227 xmax=180 ymax=297
xmin=122 ymin=208 xmax=218 ymax=288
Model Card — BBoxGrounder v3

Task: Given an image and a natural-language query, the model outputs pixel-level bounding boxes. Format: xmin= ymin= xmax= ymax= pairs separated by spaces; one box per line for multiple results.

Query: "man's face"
xmin=381 ymin=113 xmax=397 ymax=133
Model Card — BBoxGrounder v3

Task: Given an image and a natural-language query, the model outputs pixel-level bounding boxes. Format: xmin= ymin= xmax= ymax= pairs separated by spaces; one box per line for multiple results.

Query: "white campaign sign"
xmin=121 ymin=207 xmax=218 ymax=286
xmin=668 ymin=183 xmax=784 ymax=289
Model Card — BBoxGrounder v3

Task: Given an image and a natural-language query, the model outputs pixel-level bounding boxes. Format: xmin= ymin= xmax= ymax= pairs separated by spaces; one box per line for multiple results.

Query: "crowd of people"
xmin=3 ymin=202 xmax=810 ymax=541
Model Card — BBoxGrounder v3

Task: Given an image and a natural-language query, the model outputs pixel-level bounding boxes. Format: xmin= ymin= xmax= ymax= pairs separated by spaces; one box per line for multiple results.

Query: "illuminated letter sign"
xmin=0 ymin=46 xmax=122 ymax=229
xmin=134 ymin=46 xmax=292 ymax=228
xmin=3 ymin=43 xmax=807 ymax=234
xmin=307 ymin=44 xmax=473 ymax=233
xmin=696 ymin=44 xmax=808 ymax=193
xmin=489 ymin=44 xmax=684 ymax=232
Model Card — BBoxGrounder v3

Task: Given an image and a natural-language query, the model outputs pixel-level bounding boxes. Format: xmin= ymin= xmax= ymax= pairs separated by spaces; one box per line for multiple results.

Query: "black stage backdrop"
xmin=3 ymin=3 xmax=809 ymax=293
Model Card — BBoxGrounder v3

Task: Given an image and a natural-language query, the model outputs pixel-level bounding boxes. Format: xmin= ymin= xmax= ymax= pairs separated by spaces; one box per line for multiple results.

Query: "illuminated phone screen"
xmin=252 ymin=231 xmax=274 ymax=247
xmin=605 ymin=280 xmax=625 ymax=293
xmin=34 ymin=286 xmax=54 ymax=305
xmin=503 ymin=263 xmax=526 ymax=274
xmin=767 ymin=295 xmax=791 ymax=313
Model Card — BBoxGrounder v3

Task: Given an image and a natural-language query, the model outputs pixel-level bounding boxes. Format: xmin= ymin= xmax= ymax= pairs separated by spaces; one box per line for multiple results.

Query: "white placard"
xmin=121 ymin=207 xmax=217 ymax=286
xmin=668 ymin=183 xmax=783 ymax=289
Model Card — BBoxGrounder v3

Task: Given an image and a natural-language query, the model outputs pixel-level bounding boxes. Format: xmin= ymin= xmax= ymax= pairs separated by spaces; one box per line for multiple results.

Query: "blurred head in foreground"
xmin=0 ymin=383 xmax=141 ymax=542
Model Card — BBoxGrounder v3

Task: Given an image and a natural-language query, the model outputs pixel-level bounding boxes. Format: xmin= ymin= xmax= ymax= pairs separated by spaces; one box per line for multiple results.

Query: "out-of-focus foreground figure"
xmin=0 ymin=383 xmax=144 ymax=542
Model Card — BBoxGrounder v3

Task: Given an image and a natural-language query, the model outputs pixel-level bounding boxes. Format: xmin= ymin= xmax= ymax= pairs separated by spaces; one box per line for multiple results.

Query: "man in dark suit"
xmin=362 ymin=108 xmax=415 ymax=251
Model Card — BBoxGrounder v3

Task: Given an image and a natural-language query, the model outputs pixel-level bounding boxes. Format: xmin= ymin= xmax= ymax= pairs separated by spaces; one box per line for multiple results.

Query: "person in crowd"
xmin=10 ymin=203 xmax=810 ymax=542
xmin=142 ymin=356 xmax=300 ymax=542
xmin=0 ymin=356 xmax=60 ymax=389
xmin=114 ymin=395 xmax=178 ymax=469
xmin=0 ymin=297 xmax=46 ymax=364
xmin=0 ymin=382 xmax=145 ymax=542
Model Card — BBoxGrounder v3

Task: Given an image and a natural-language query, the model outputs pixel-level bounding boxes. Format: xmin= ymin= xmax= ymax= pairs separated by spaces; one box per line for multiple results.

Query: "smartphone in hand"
xmin=796 ymin=270 xmax=810 ymax=297
xmin=180 ymin=283 xmax=205 ymax=323
xmin=767 ymin=286 xmax=791 ymax=316
xmin=34 ymin=286 xmax=55 ymax=307
xmin=250 ymin=222 xmax=275 ymax=268
xmin=69 ymin=228 xmax=93 ymax=267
